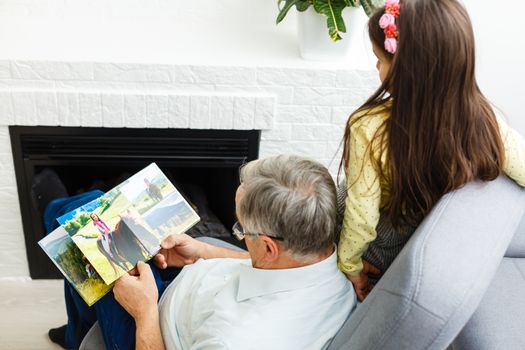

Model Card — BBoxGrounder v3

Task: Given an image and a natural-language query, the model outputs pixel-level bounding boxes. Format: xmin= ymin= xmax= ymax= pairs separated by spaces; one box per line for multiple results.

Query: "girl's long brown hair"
xmin=341 ymin=0 xmax=505 ymax=227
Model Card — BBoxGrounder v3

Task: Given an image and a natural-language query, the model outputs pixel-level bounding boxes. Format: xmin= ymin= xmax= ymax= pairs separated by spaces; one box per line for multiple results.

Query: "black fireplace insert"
xmin=10 ymin=126 xmax=260 ymax=279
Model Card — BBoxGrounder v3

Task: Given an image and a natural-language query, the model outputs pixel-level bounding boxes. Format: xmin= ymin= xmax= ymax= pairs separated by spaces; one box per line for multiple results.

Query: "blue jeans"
xmin=45 ymin=191 xmax=179 ymax=350
xmin=62 ymin=262 xmax=169 ymax=349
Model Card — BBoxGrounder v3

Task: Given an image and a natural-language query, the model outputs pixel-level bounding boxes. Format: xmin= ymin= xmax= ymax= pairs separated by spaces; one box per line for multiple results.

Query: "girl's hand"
xmin=362 ymin=260 xmax=381 ymax=278
xmin=347 ymin=273 xmax=372 ymax=301
xmin=346 ymin=260 xmax=382 ymax=301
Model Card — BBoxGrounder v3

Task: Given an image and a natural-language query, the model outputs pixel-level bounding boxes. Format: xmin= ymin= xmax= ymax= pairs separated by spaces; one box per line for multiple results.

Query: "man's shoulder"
xmin=185 ymin=257 xmax=250 ymax=275
xmin=194 ymin=257 xmax=251 ymax=267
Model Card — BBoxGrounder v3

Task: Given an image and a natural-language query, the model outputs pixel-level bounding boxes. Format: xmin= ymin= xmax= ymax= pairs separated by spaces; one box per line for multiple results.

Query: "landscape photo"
xmin=39 ymin=226 xmax=112 ymax=306
xmin=142 ymin=190 xmax=200 ymax=238
xmin=56 ymin=186 xmax=142 ymax=285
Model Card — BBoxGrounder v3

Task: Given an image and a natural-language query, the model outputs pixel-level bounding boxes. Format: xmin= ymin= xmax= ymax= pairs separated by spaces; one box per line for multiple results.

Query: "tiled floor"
xmin=0 ymin=279 xmax=66 ymax=349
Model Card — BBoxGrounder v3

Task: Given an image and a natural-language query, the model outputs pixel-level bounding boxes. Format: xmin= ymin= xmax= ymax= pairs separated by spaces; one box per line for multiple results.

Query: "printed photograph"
xmin=119 ymin=163 xmax=177 ymax=215
xmin=142 ymin=190 xmax=200 ymax=238
xmin=55 ymin=163 xmax=199 ymax=285
xmin=39 ymin=226 xmax=112 ymax=306
xmin=56 ymin=187 xmax=141 ymax=285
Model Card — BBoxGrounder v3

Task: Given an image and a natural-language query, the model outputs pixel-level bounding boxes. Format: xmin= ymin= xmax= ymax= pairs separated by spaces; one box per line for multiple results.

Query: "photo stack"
xmin=39 ymin=163 xmax=200 ymax=306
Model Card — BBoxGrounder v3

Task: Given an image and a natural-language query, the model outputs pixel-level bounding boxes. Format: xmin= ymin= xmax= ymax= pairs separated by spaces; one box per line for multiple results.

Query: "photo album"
xmin=39 ymin=163 xmax=200 ymax=306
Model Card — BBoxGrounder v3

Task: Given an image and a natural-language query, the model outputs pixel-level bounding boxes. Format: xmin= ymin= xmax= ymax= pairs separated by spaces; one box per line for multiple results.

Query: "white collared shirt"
xmin=158 ymin=250 xmax=355 ymax=350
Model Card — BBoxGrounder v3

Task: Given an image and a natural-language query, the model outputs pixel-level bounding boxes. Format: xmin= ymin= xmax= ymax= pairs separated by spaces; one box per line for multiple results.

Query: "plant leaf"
xmin=296 ymin=0 xmax=311 ymax=11
xmin=360 ymin=0 xmax=384 ymax=17
xmin=346 ymin=0 xmax=360 ymax=7
xmin=276 ymin=0 xmax=312 ymax=23
xmin=277 ymin=0 xmax=299 ymax=24
xmin=312 ymin=0 xmax=347 ymax=41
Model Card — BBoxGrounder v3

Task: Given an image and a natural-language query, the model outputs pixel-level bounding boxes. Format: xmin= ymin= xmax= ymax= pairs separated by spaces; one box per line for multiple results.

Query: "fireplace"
xmin=10 ymin=126 xmax=260 ymax=279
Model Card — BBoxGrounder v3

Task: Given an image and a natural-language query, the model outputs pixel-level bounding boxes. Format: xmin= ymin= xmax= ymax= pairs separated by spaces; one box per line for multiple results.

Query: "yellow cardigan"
xmin=337 ymin=109 xmax=525 ymax=276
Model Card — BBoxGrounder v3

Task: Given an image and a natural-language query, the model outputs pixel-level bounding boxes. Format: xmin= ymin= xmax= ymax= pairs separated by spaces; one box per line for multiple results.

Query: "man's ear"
xmin=260 ymin=235 xmax=280 ymax=263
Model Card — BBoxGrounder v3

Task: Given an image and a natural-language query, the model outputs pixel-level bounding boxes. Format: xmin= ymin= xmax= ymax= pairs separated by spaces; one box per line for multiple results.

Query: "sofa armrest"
xmin=328 ymin=177 xmax=525 ymax=350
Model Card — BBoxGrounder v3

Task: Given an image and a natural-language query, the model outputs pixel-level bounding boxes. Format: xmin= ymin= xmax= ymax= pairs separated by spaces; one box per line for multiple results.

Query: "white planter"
xmin=297 ymin=6 xmax=368 ymax=61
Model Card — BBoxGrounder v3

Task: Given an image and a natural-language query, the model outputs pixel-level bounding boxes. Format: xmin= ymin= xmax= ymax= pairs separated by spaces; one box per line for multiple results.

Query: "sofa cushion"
xmin=506 ymin=214 xmax=525 ymax=258
xmin=79 ymin=321 xmax=103 ymax=350
xmin=451 ymin=258 xmax=525 ymax=350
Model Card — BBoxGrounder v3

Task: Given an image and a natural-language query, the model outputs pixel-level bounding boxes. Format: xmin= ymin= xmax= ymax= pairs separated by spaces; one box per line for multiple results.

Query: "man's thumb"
xmin=160 ymin=234 xmax=181 ymax=249
xmin=137 ymin=261 xmax=152 ymax=279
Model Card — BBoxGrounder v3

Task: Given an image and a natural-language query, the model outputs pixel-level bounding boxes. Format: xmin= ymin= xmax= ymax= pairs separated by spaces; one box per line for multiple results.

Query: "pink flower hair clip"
xmin=379 ymin=0 xmax=401 ymax=54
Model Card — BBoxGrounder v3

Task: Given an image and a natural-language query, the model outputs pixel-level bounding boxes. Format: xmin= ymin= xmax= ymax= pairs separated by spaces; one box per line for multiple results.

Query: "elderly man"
xmin=50 ymin=155 xmax=356 ymax=349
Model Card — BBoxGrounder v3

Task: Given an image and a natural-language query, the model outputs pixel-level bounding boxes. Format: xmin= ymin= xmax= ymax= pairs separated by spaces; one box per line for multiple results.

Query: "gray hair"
xmin=238 ymin=154 xmax=337 ymax=258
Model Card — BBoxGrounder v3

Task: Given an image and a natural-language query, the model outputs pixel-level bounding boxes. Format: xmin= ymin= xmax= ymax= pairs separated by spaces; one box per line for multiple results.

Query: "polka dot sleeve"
xmin=497 ymin=115 xmax=525 ymax=187
xmin=337 ymin=115 xmax=384 ymax=276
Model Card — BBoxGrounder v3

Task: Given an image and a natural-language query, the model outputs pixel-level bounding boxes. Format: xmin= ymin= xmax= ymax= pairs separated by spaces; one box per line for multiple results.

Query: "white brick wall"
xmin=0 ymin=126 xmax=29 ymax=277
xmin=0 ymin=60 xmax=378 ymax=278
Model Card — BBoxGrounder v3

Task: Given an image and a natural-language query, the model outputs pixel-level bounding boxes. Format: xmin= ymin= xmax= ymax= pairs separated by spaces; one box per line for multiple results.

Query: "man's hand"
xmin=153 ymin=233 xmax=205 ymax=269
xmin=115 ymin=262 xmax=165 ymax=350
xmin=346 ymin=260 xmax=382 ymax=301
xmin=114 ymin=261 xmax=158 ymax=321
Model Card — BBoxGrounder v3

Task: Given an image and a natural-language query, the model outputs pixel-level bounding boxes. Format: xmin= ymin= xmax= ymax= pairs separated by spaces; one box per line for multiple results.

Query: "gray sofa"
xmin=328 ymin=176 xmax=525 ymax=350
xmin=449 ymin=213 xmax=525 ymax=350
xmin=81 ymin=176 xmax=525 ymax=349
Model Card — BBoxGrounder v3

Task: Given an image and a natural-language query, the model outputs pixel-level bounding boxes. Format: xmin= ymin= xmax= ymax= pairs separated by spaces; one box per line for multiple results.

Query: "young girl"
xmin=90 ymin=212 xmax=111 ymax=236
xmin=338 ymin=0 xmax=525 ymax=301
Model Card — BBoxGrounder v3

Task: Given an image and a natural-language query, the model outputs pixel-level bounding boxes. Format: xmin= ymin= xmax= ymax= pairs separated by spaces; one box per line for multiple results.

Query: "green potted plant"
xmin=277 ymin=0 xmax=384 ymax=60
xmin=277 ymin=0 xmax=384 ymax=41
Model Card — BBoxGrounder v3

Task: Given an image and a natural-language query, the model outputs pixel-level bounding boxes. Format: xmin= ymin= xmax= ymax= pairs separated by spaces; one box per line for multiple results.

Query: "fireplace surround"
xmin=0 ymin=57 xmax=379 ymax=279
xmin=10 ymin=126 xmax=260 ymax=279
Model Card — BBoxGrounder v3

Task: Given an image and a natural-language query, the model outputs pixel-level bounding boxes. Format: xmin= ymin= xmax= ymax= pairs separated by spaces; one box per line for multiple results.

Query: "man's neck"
xmin=263 ymin=245 xmax=334 ymax=270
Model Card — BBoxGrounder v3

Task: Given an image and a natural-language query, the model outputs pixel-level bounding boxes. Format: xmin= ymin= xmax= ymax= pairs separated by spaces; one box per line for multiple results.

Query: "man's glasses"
xmin=232 ymin=221 xmax=284 ymax=241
